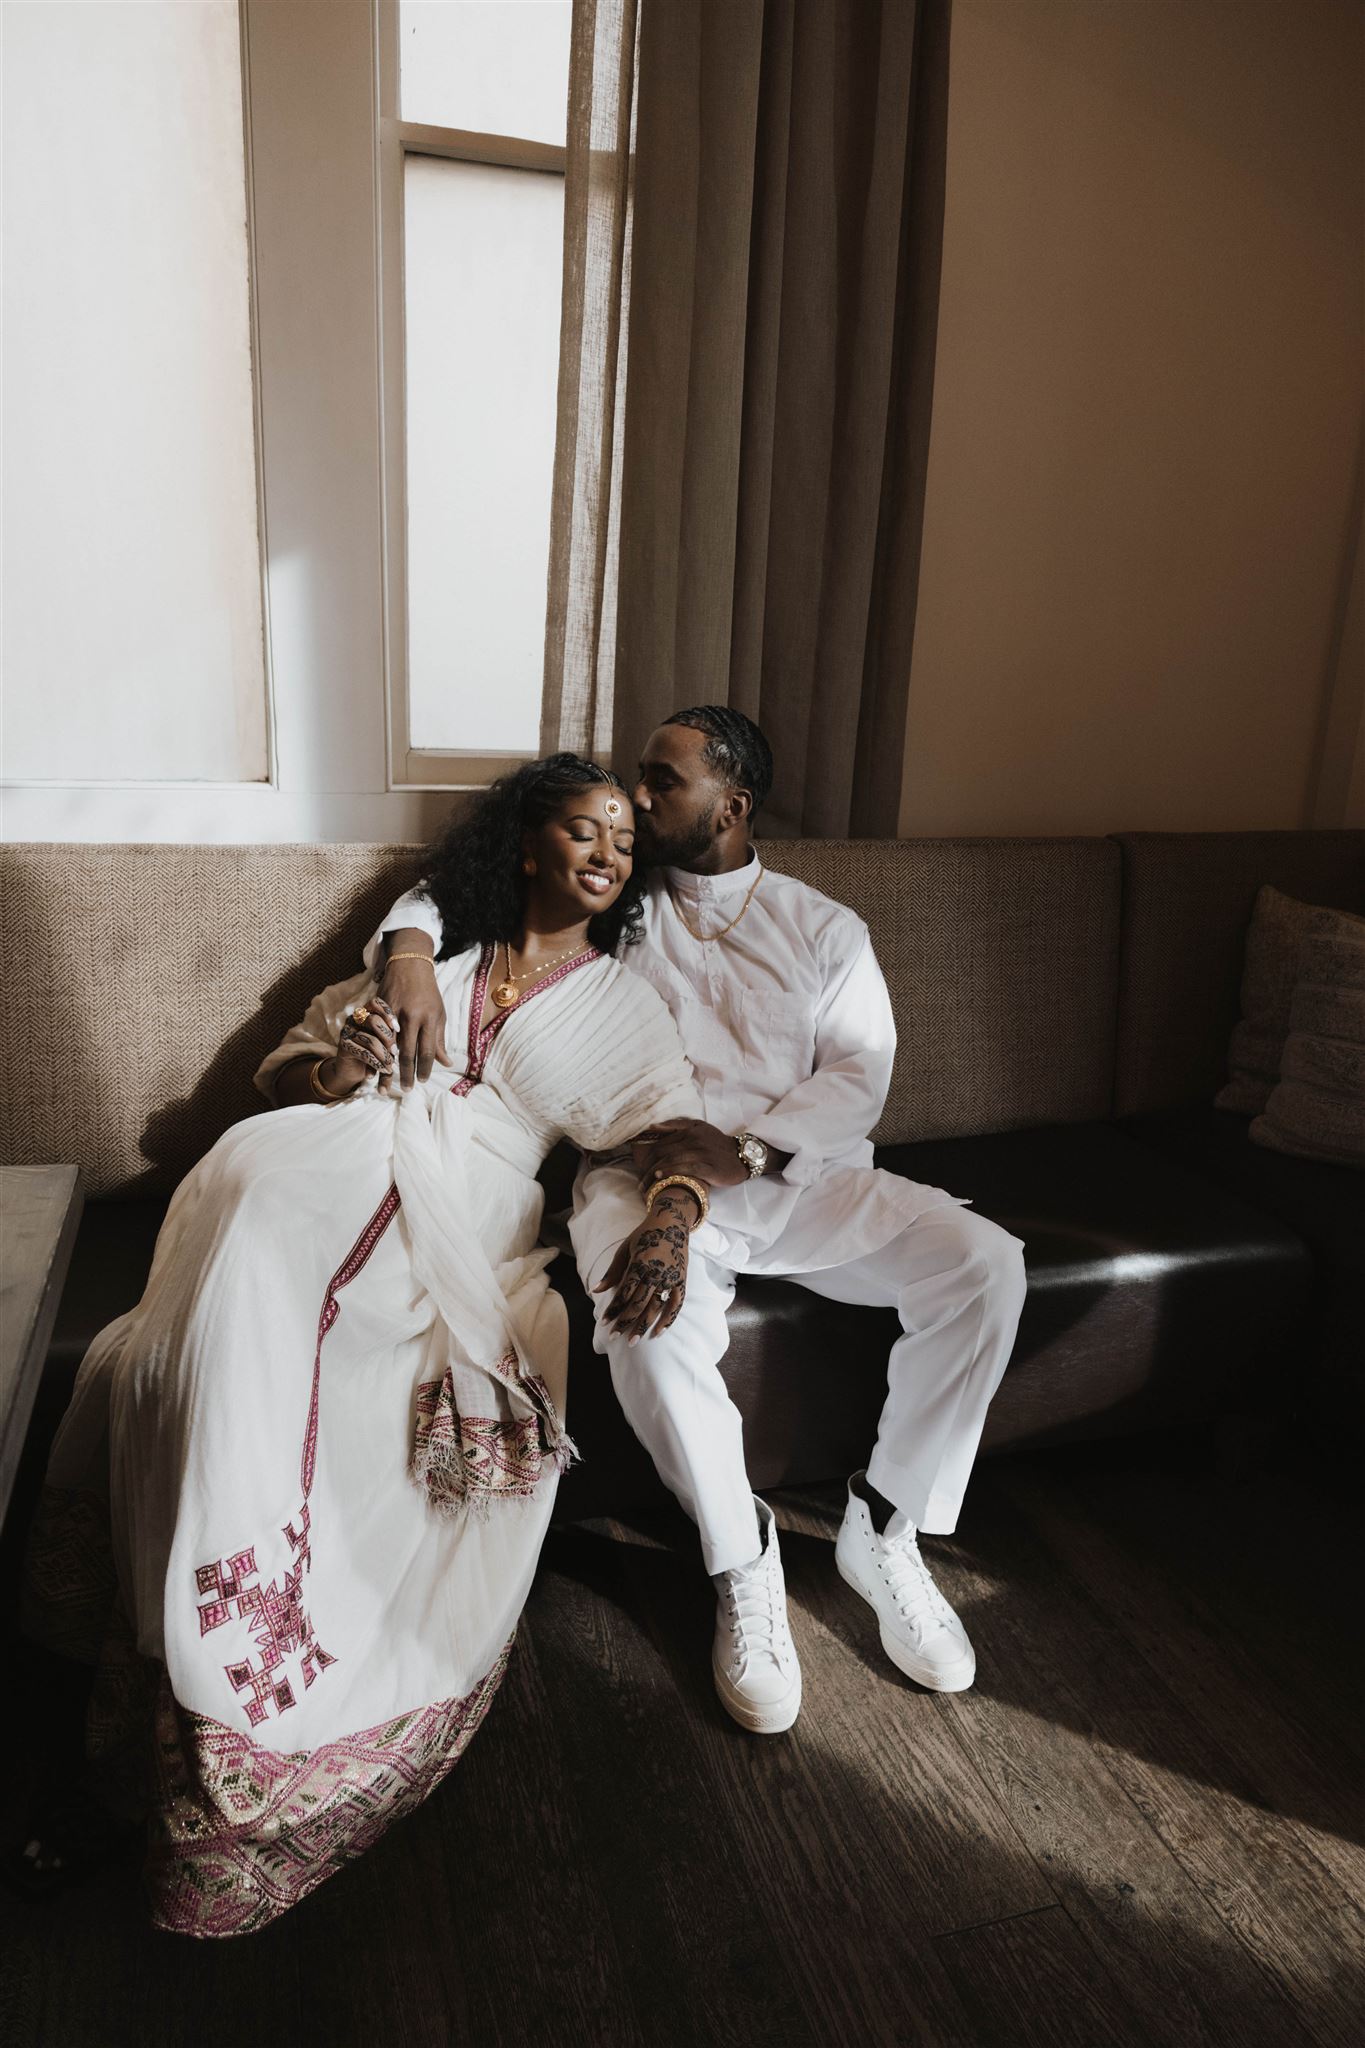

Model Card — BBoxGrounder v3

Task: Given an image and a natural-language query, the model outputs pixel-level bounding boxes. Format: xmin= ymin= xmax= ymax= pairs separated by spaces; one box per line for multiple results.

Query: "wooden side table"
xmin=0 ymin=1165 xmax=83 ymax=1524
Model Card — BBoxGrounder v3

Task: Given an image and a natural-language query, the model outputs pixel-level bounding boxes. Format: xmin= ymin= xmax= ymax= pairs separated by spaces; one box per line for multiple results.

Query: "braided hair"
xmin=664 ymin=705 xmax=774 ymax=816
xmin=420 ymin=753 xmax=645 ymax=959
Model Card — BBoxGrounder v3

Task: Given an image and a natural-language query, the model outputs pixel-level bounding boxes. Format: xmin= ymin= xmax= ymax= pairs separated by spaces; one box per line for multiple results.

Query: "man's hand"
xmin=595 ymin=1188 xmax=696 ymax=1342
xmin=377 ymin=929 xmax=452 ymax=1090
xmin=631 ymin=1117 xmax=749 ymax=1192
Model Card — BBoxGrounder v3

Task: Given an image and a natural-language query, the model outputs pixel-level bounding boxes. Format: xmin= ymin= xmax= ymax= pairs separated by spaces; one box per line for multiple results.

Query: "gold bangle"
xmin=309 ymin=1058 xmax=347 ymax=1104
xmin=646 ymin=1174 xmax=710 ymax=1231
xmin=386 ymin=951 xmax=437 ymax=966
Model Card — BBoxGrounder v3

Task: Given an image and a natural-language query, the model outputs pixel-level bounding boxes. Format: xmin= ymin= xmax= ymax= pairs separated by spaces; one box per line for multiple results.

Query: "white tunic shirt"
xmin=374 ymin=855 xmax=968 ymax=1280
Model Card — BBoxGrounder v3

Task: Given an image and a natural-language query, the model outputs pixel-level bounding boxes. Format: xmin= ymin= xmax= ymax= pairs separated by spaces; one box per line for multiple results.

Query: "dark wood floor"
xmin=2 ymin=1431 xmax=1362 ymax=2048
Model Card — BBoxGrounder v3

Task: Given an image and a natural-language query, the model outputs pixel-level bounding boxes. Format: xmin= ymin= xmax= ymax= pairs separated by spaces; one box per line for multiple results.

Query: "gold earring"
xmin=523 ymin=859 xmax=536 ymax=875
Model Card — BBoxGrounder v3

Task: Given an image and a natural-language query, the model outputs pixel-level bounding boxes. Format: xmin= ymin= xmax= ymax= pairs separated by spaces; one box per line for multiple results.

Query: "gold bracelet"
xmin=386 ymin=951 xmax=437 ymax=966
xmin=309 ymin=1057 xmax=347 ymax=1104
xmin=646 ymin=1174 xmax=710 ymax=1231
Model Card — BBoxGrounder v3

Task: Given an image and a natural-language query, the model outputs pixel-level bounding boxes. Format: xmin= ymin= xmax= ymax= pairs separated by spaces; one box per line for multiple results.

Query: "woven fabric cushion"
xmin=1113 ymin=831 xmax=1365 ymax=1117
xmin=1216 ymin=885 xmax=1365 ymax=1115
xmin=1251 ymin=925 xmax=1365 ymax=1168
xmin=756 ymin=837 xmax=1120 ymax=1144
xmin=0 ymin=843 xmax=426 ymax=1196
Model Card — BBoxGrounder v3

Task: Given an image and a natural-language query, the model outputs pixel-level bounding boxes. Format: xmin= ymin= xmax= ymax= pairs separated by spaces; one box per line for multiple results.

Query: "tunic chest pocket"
xmin=737 ymin=987 xmax=813 ymax=1073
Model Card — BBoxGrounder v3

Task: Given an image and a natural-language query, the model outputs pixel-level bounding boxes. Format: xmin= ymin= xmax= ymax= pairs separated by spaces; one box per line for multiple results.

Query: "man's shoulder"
xmin=759 ymin=864 xmax=869 ymax=947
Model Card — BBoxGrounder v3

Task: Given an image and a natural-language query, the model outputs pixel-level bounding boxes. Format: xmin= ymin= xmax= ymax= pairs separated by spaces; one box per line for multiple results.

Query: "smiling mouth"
xmin=578 ymin=870 xmax=615 ymax=895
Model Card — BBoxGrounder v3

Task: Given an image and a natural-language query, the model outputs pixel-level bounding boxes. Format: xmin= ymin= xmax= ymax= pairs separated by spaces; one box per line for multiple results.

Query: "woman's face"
xmin=524 ymin=784 xmax=636 ymax=925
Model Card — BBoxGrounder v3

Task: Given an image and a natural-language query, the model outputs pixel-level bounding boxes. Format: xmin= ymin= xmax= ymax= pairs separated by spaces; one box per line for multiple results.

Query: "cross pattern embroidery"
xmin=195 ymin=1505 xmax=335 ymax=1726
xmin=189 ymin=1183 xmax=402 ymax=1728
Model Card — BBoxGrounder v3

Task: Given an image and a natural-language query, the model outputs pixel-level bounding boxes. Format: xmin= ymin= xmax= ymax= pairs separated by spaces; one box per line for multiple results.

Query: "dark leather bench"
xmin=30 ymin=1114 xmax=1312 ymax=1529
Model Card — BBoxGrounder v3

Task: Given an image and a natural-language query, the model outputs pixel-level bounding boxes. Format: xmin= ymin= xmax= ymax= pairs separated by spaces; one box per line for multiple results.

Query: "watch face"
xmin=739 ymin=1135 xmax=765 ymax=1171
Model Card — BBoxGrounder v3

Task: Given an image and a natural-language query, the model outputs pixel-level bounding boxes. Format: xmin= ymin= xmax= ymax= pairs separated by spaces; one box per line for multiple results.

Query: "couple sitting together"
xmin=24 ymin=704 xmax=1028 ymax=1937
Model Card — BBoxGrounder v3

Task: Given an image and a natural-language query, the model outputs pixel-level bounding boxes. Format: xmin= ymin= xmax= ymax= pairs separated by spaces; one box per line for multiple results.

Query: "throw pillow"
xmin=1216 ymin=885 xmax=1365 ymax=1115
xmin=1251 ymin=925 xmax=1365 ymax=1168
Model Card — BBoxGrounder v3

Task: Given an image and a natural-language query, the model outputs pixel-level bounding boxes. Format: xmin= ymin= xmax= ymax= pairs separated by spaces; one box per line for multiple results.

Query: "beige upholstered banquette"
xmin=1 ymin=837 xmax=1123 ymax=1198
xmin=3 ymin=828 xmax=1363 ymax=1496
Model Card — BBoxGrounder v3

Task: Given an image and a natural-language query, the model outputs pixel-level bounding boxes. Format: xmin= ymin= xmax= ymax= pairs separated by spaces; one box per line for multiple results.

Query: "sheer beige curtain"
xmin=545 ymin=0 xmax=952 ymax=836
xmin=540 ymin=0 xmax=639 ymax=760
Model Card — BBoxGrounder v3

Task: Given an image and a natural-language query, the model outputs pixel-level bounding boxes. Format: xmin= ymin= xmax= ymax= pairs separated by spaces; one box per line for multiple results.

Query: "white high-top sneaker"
xmin=711 ymin=1497 xmax=802 ymax=1734
xmin=835 ymin=1472 xmax=976 ymax=1692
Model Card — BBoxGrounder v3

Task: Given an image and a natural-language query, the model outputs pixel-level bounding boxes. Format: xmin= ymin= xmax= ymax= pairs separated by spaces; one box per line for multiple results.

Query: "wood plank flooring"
xmin=2 ymin=1432 xmax=1361 ymax=2048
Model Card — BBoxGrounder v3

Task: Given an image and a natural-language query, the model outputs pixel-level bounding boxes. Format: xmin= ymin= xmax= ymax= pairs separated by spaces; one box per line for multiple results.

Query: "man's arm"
xmin=631 ymin=924 xmax=892 ymax=1193
xmin=741 ymin=927 xmax=895 ymax=1184
xmin=367 ymin=889 xmax=450 ymax=1089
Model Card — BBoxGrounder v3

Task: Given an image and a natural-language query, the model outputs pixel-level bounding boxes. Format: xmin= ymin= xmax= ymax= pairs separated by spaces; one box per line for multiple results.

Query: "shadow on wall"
xmin=0 ymin=846 xmax=428 ymax=1199
xmin=136 ymin=860 xmax=432 ymax=1188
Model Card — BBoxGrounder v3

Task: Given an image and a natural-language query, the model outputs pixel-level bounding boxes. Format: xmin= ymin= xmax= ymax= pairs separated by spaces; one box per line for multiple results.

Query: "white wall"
xmin=2 ymin=0 xmax=453 ymax=845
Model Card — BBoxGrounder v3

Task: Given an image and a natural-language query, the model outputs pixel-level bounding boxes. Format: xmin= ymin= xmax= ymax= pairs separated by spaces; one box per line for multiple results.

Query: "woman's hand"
xmin=378 ymin=931 xmax=453 ymax=1090
xmin=327 ymin=996 xmax=400 ymax=1094
xmin=595 ymin=1188 xmax=697 ymax=1343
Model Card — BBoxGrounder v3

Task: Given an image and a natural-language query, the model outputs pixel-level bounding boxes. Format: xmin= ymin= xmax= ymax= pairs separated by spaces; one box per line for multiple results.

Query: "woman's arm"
xmin=594 ymin=1184 xmax=702 ymax=1342
xmin=266 ymin=1000 xmax=400 ymax=1108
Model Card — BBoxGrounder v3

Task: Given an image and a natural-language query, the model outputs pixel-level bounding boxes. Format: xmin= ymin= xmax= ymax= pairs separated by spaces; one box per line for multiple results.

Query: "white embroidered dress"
xmin=35 ymin=941 xmax=697 ymax=1935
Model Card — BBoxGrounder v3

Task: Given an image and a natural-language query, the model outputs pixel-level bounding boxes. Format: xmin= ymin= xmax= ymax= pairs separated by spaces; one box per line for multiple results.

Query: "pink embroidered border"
xmin=411 ymin=1354 xmax=557 ymax=1515
xmin=148 ymin=1637 xmax=514 ymax=1939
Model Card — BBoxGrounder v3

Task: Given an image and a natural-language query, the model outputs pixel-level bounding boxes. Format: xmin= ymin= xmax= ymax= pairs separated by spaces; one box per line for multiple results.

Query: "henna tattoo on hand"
xmin=338 ymin=1032 xmax=390 ymax=1074
xmin=624 ymin=1221 xmax=687 ymax=1294
xmin=602 ymin=1203 xmax=692 ymax=1340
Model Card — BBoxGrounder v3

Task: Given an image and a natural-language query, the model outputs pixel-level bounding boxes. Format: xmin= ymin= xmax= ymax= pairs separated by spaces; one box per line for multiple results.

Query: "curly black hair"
xmin=665 ymin=704 xmax=774 ymax=815
xmin=419 ymin=754 xmax=645 ymax=961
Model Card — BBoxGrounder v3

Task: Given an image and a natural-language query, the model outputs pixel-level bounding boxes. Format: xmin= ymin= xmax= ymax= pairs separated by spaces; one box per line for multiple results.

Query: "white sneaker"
xmin=835 ymin=1473 xmax=976 ymax=1692
xmin=711 ymin=1497 xmax=802 ymax=1734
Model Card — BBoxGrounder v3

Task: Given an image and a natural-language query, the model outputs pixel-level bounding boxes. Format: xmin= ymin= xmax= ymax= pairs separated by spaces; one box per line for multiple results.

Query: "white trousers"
xmin=582 ymin=1204 xmax=1029 ymax=1576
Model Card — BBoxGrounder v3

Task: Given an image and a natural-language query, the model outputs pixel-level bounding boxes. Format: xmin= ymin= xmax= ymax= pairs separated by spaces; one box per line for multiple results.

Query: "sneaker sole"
xmin=712 ymin=1655 xmax=802 ymax=1734
xmin=835 ymin=1549 xmax=976 ymax=1694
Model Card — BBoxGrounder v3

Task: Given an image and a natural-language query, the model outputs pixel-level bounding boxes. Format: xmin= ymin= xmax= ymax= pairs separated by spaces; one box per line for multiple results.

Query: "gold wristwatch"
xmin=734 ymin=1131 xmax=769 ymax=1179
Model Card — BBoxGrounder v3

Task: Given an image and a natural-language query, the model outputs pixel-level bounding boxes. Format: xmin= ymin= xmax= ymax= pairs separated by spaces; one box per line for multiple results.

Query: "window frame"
xmin=374 ymin=0 xmax=566 ymax=791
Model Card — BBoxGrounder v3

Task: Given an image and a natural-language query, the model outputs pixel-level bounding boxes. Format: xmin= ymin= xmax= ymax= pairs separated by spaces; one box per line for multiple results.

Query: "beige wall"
xmin=902 ymin=0 xmax=1364 ymax=837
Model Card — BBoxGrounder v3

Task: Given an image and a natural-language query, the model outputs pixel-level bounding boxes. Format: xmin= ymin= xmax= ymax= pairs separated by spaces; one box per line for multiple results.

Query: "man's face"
xmin=632 ymin=724 xmax=726 ymax=867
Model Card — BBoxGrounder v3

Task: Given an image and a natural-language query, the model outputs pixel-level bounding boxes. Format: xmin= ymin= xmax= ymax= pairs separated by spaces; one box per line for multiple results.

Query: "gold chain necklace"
xmin=490 ymin=938 xmax=593 ymax=1010
xmin=669 ymin=865 xmax=764 ymax=943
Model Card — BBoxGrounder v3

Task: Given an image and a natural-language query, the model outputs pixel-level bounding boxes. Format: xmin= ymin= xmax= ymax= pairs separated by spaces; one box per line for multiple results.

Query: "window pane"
xmin=404 ymin=155 xmax=563 ymax=753
xmin=400 ymin=0 xmax=571 ymax=146
xmin=2 ymin=0 xmax=266 ymax=784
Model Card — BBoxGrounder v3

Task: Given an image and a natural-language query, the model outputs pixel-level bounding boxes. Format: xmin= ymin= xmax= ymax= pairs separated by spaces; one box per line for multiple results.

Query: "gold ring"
xmin=353 ymin=1006 xmax=370 ymax=1025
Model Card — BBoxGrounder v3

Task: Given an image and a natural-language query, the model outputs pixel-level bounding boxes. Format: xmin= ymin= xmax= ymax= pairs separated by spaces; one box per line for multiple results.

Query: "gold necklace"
xmin=669 ymin=865 xmax=764 ymax=943
xmin=489 ymin=938 xmax=593 ymax=1010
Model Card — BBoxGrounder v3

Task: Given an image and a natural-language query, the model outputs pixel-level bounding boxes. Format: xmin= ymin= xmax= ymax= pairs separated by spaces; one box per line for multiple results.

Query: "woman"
xmin=21 ymin=756 xmax=705 ymax=1936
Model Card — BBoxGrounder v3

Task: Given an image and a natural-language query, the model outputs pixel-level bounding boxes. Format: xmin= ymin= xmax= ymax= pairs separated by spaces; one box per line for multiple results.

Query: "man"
xmin=374 ymin=707 xmax=1028 ymax=1734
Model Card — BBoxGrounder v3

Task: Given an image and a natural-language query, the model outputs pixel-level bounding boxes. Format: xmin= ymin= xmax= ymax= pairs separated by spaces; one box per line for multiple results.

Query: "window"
xmin=1 ymin=0 xmax=267 ymax=786
xmin=378 ymin=0 xmax=572 ymax=788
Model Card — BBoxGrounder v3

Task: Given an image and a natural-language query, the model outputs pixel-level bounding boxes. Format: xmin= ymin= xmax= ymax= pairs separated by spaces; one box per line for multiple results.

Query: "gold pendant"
xmin=490 ymin=981 xmax=520 ymax=1009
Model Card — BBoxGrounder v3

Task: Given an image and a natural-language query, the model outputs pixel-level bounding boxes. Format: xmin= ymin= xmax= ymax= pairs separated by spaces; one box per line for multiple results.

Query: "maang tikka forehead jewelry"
xmin=604 ymin=797 xmax=623 ymax=819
